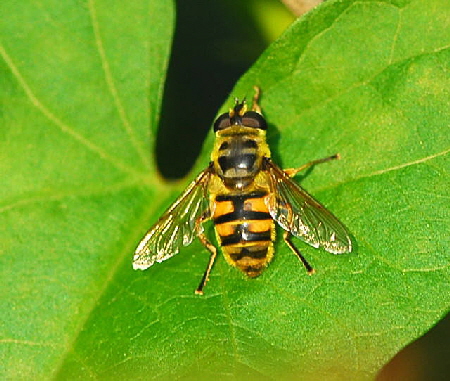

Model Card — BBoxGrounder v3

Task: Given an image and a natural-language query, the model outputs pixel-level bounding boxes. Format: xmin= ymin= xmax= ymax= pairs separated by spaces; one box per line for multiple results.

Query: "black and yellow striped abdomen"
xmin=212 ymin=190 xmax=275 ymax=277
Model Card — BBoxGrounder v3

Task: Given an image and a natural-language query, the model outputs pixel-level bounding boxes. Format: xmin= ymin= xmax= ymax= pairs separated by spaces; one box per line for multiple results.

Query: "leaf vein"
xmin=87 ymin=0 xmax=152 ymax=170
xmin=0 ymin=43 xmax=139 ymax=177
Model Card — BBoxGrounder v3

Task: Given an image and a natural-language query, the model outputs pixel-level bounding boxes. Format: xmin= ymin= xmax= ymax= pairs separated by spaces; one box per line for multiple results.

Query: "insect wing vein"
xmin=265 ymin=160 xmax=352 ymax=254
xmin=133 ymin=166 xmax=212 ymax=270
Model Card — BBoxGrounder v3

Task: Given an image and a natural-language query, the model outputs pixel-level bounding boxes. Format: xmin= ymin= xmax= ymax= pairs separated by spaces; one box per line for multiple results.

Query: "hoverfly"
xmin=133 ymin=87 xmax=352 ymax=294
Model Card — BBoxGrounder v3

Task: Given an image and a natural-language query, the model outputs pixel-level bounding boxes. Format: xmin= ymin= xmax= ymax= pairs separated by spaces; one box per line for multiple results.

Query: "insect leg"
xmin=251 ymin=86 xmax=262 ymax=114
xmin=194 ymin=214 xmax=218 ymax=295
xmin=283 ymin=154 xmax=340 ymax=177
xmin=283 ymin=231 xmax=315 ymax=275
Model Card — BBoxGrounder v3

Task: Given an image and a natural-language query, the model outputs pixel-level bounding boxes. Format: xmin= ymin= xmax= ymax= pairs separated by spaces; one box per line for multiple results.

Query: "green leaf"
xmin=1 ymin=0 xmax=449 ymax=380
xmin=0 ymin=0 xmax=174 ymax=379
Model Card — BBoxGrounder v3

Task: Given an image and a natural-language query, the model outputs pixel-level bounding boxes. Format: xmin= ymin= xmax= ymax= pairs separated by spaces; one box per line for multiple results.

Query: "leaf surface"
xmin=1 ymin=0 xmax=449 ymax=380
xmin=0 ymin=0 xmax=174 ymax=379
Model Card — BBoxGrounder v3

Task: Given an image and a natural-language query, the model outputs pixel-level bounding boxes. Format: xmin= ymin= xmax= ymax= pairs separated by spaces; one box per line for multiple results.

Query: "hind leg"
xmin=283 ymin=231 xmax=315 ymax=275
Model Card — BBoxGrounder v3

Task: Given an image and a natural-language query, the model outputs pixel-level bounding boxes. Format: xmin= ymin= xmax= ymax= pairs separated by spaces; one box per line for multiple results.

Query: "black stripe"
xmin=229 ymin=246 xmax=268 ymax=261
xmin=215 ymin=191 xmax=267 ymax=202
xmin=214 ymin=211 xmax=271 ymax=224
xmin=243 ymin=139 xmax=257 ymax=148
xmin=219 ymin=141 xmax=229 ymax=150
xmin=243 ymin=265 xmax=264 ymax=277
xmin=220 ymin=131 xmax=258 ymax=137
xmin=244 ymin=265 xmax=263 ymax=272
xmin=220 ymin=228 xmax=272 ymax=246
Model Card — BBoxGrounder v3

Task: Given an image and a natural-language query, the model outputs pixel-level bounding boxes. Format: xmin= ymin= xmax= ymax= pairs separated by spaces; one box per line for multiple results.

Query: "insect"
xmin=133 ymin=87 xmax=352 ymax=294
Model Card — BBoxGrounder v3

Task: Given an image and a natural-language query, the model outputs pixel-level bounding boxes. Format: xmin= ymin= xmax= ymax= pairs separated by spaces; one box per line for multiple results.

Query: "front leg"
xmin=283 ymin=154 xmax=340 ymax=177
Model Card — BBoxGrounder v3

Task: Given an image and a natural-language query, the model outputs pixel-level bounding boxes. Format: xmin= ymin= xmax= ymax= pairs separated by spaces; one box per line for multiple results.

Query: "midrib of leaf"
xmin=360 ymin=147 xmax=450 ymax=178
xmin=87 ymin=0 xmax=153 ymax=172
xmin=387 ymin=4 xmax=402 ymax=65
xmin=0 ymin=43 xmax=144 ymax=178
xmin=310 ymin=145 xmax=450 ymax=200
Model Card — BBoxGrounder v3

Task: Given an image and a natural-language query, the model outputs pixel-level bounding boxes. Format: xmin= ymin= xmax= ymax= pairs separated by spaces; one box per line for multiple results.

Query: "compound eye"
xmin=241 ymin=111 xmax=268 ymax=130
xmin=213 ymin=113 xmax=232 ymax=132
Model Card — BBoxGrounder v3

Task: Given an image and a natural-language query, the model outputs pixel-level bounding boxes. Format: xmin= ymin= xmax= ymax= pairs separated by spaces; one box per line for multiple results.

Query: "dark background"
xmin=156 ymin=1 xmax=450 ymax=379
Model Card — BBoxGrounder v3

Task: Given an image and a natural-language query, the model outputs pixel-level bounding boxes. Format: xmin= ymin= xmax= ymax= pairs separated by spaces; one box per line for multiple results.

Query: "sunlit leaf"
xmin=1 ymin=0 xmax=449 ymax=380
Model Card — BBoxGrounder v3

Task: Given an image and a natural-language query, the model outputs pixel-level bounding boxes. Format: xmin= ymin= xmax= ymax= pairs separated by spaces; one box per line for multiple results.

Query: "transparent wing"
xmin=265 ymin=159 xmax=352 ymax=254
xmin=133 ymin=165 xmax=213 ymax=270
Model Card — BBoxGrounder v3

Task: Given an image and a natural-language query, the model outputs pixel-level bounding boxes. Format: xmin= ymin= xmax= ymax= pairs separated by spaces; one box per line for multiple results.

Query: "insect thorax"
xmin=212 ymin=126 xmax=270 ymax=190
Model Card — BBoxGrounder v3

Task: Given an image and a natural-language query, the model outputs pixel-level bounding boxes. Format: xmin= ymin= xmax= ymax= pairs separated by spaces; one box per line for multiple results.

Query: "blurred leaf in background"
xmin=1 ymin=0 xmax=449 ymax=380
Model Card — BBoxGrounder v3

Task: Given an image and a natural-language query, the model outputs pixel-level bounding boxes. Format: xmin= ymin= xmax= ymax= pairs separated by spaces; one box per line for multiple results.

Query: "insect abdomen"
xmin=213 ymin=191 xmax=275 ymax=277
